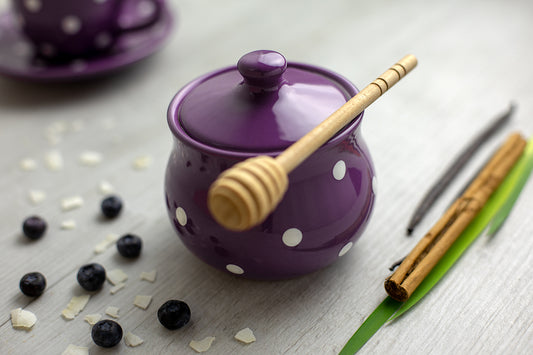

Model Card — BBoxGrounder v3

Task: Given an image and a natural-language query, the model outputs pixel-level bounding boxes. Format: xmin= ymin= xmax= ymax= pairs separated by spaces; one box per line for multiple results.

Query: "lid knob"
xmin=237 ymin=50 xmax=287 ymax=92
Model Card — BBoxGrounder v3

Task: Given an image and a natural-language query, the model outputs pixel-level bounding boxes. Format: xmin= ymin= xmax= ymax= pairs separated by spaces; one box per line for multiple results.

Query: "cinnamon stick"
xmin=385 ymin=132 xmax=527 ymax=302
xmin=406 ymin=103 xmax=515 ymax=235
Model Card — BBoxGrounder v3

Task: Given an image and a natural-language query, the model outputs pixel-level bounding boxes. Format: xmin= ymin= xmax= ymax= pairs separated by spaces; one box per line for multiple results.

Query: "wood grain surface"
xmin=0 ymin=0 xmax=532 ymax=354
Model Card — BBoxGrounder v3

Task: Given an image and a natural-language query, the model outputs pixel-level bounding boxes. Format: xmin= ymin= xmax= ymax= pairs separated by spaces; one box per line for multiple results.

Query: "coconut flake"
xmin=110 ymin=282 xmax=126 ymax=295
xmin=139 ymin=270 xmax=157 ymax=283
xmin=61 ymin=195 xmax=84 ymax=211
xmin=101 ymin=117 xmax=116 ymax=130
xmin=62 ymin=344 xmax=89 ymax=355
xmin=10 ymin=308 xmax=37 ymax=330
xmin=234 ymin=327 xmax=256 ymax=344
xmin=28 ymin=189 xmax=46 ymax=205
xmin=60 ymin=219 xmax=77 ymax=230
xmin=71 ymin=120 xmax=84 ymax=132
xmin=45 ymin=133 xmax=62 ymax=146
xmin=79 ymin=151 xmax=103 ymax=166
xmin=61 ymin=294 xmax=90 ymax=320
xmin=124 ymin=332 xmax=144 ymax=347
xmin=20 ymin=158 xmax=37 ymax=171
xmin=105 ymin=306 xmax=120 ymax=319
xmin=107 ymin=269 xmax=128 ymax=286
xmin=84 ymin=313 xmax=102 ymax=325
xmin=44 ymin=121 xmax=68 ymax=143
xmin=94 ymin=233 xmax=119 ymax=254
xmin=98 ymin=180 xmax=114 ymax=194
xmin=47 ymin=121 xmax=68 ymax=134
xmin=45 ymin=150 xmax=63 ymax=171
xmin=190 ymin=337 xmax=216 ymax=353
xmin=133 ymin=295 xmax=152 ymax=310
xmin=44 ymin=122 xmax=65 ymax=145
xmin=132 ymin=155 xmax=152 ymax=170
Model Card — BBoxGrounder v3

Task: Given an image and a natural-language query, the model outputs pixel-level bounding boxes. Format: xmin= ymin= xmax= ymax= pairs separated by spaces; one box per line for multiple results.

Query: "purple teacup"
xmin=12 ymin=0 xmax=163 ymax=60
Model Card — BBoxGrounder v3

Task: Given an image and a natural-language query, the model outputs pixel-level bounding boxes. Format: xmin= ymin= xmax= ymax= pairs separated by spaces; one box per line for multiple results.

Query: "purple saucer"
xmin=0 ymin=0 xmax=174 ymax=82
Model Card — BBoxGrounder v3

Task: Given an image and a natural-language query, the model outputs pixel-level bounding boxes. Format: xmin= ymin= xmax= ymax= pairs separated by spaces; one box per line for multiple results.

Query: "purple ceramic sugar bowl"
xmin=165 ymin=50 xmax=376 ymax=280
xmin=12 ymin=0 xmax=163 ymax=59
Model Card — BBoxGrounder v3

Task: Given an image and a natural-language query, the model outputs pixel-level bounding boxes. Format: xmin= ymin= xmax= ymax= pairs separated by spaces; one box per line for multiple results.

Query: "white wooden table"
xmin=1 ymin=0 xmax=532 ymax=354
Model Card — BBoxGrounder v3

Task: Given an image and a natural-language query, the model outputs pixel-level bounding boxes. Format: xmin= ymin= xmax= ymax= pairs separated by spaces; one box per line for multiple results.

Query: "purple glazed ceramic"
xmin=12 ymin=0 xmax=163 ymax=59
xmin=165 ymin=50 xmax=376 ymax=280
xmin=0 ymin=3 xmax=174 ymax=82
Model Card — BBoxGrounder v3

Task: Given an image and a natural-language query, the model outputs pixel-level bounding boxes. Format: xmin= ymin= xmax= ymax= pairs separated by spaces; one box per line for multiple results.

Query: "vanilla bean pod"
xmin=406 ymin=103 xmax=515 ymax=235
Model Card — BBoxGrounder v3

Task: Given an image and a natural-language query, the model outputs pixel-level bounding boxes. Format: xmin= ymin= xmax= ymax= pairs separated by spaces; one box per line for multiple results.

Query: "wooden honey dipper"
xmin=208 ymin=54 xmax=418 ymax=231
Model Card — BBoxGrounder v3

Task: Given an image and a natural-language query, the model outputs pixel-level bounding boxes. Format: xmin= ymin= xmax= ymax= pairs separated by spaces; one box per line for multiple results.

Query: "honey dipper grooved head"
xmin=208 ymin=156 xmax=288 ymax=231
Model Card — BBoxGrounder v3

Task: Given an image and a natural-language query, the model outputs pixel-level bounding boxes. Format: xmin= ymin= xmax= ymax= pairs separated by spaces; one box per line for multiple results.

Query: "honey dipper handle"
xmin=276 ymin=54 xmax=418 ymax=173
xmin=208 ymin=55 xmax=417 ymax=231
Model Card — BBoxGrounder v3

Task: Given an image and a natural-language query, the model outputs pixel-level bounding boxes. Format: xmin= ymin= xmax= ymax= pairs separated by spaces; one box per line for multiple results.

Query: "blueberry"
xmin=116 ymin=234 xmax=142 ymax=258
xmin=19 ymin=272 xmax=46 ymax=297
xmin=91 ymin=319 xmax=123 ymax=348
xmin=77 ymin=263 xmax=106 ymax=291
xmin=157 ymin=300 xmax=191 ymax=330
xmin=101 ymin=195 xmax=123 ymax=219
xmin=22 ymin=216 xmax=47 ymax=240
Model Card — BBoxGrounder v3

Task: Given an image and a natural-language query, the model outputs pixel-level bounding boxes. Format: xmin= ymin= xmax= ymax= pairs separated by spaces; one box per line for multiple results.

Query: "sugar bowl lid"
xmin=172 ymin=50 xmax=359 ymax=152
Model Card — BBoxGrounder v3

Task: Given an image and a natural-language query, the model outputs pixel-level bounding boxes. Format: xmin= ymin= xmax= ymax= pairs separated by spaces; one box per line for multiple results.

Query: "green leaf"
xmin=339 ymin=297 xmax=402 ymax=355
xmin=391 ymin=135 xmax=533 ymax=320
xmin=338 ymin=136 xmax=533 ymax=354
xmin=488 ymin=138 xmax=533 ymax=235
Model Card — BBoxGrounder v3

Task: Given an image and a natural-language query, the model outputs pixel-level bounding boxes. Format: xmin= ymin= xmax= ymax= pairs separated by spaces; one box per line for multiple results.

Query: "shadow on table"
xmin=156 ymin=236 xmax=369 ymax=346
xmin=0 ymin=57 xmax=157 ymax=111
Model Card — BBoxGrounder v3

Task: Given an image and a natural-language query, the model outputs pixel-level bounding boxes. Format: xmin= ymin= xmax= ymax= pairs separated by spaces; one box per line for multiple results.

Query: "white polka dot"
xmin=24 ymin=0 xmax=41 ymax=12
xmin=332 ymin=160 xmax=346 ymax=181
xmin=138 ymin=0 xmax=156 ymax=17
xmin=282 ymin=228 xmax=303 ymax=247
xmin=61 ymin=15 xmax=82 ymax=35
xmin=226 ymin=264 xmax=244 ymax=274
xmin=39 ymin=43 xmax=56 ymax=57
xmin=338 ymin=242 xmax=353 ymax=256
xmin=122 ymin=36 xmax=145 ymax=49
xmin=70 ymin=59 xmax=87 ymax=73
xmin=94 ymin=32 xmax=112 ymax=48
xmin=372 ymin=176 xmax=378 ymax=195
xmin=176 ymin=207 xmax=187 ymax=226
xmin=118 ymin=15 xmax=134 ymax=29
